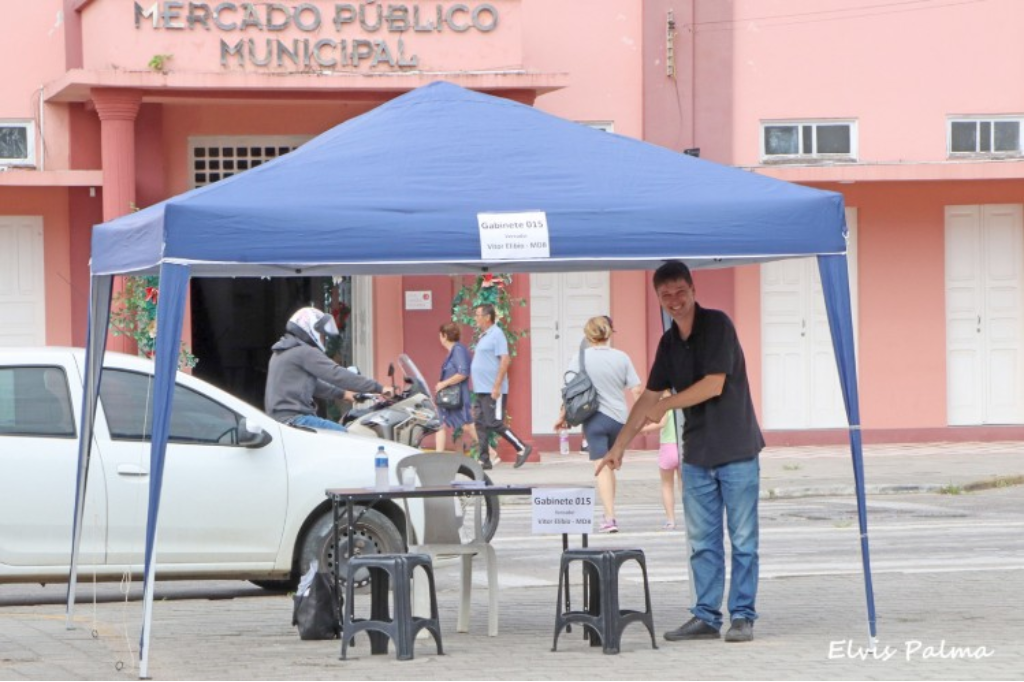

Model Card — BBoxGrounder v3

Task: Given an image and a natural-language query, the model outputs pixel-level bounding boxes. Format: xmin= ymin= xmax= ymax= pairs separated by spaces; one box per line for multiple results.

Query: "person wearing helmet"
xmin=265 ymin=307 xmax=391 ymax=431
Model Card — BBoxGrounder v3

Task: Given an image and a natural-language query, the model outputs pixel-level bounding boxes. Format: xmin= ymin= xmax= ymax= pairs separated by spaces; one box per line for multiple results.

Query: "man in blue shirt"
xmin=470 ymin=304 xmax=533 ymax=469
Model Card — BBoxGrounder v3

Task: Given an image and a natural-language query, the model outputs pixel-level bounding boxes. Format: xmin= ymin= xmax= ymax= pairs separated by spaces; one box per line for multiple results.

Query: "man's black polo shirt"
xmin=647 ymin=303 xmax=764 ymax=469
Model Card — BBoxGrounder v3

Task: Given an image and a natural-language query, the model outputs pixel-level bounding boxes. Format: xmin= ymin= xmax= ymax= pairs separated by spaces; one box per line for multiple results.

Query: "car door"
xmin=0 ymin=352 xmax=107 ymax=571
xmin=96 ymin=367 xmax=287 ymax=571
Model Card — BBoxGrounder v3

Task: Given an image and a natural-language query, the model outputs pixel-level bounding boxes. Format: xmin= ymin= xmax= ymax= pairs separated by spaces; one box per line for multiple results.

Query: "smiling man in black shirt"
xmin=598 ymin=260 xmax=764 ymax=644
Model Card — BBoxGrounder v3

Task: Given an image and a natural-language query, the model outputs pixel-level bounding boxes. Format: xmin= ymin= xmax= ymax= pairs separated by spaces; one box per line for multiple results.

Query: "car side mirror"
xmin=238 ymin=418 xmax=271 ymax=448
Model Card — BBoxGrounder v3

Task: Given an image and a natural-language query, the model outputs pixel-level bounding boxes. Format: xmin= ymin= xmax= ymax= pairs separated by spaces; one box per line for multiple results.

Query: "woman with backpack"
xmin=554 ymin=316 xmax=641 ymax=533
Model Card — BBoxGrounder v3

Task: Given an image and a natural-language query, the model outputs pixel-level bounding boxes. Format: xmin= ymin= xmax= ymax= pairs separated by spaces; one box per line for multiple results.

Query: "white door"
xmin=0 ymin=217 xmax=46 ymax=347
xmin=945 ymin=204 xmax=1024 ymax=425
xmin=762 ymin=209 xmax=858 ymax=429
xmin=530 ymin=272 xmax=609 ymax=433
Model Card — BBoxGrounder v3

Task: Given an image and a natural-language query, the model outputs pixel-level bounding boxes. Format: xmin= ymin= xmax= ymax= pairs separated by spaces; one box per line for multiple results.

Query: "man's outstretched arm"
xmin=596 ymin=374 xmax=725 ymax=475
xmin=596 ymin=389 xmax=662 ymax=474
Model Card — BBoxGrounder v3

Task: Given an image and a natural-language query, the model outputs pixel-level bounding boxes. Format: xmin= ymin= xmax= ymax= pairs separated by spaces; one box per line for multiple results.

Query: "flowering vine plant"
xmin=450 ymin=273 xmax=527 ymax=354
xmin=109 ymin=275 xmax=198 ymax=370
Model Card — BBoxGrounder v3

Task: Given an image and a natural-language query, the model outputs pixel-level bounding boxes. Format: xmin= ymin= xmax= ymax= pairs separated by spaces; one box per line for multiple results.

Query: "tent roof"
xmin=91 ymin=81 xmax=847 ymax=277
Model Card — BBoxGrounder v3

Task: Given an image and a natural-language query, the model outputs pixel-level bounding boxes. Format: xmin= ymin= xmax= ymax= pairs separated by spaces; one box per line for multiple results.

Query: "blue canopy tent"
xmin=70 ymin=81 xmax=875 ymax=677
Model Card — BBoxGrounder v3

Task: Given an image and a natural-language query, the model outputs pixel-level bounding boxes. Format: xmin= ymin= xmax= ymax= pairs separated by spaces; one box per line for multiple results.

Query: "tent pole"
xmin=137 ymin=263 xmax=191 ymax=679
xmin=66 ymin=275 xmax=113 ymax=628
xmin=849 ymin=425 xmax=878 ymax=644
xmin=817 ymin=254 xmax=878 ymax=644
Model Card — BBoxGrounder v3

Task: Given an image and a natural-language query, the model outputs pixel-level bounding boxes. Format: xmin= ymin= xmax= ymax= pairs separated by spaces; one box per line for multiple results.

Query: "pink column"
xmin=92 ymin=89 xmax=142 ymax=353
xmin=92 ymin=88 xmax=142 ymax=220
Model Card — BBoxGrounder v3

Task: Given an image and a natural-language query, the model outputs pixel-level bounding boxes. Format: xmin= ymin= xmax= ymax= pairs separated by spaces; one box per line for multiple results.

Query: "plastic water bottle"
xmin=374 ymin=445 xmax=389 ymax=490
xmin=558 ymin=428 xmax=570 ymax=456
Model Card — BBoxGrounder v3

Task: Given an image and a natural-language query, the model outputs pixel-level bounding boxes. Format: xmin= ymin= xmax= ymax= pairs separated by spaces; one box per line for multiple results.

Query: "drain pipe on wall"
xmin=37 ymin=84 xmax=46 ymax=172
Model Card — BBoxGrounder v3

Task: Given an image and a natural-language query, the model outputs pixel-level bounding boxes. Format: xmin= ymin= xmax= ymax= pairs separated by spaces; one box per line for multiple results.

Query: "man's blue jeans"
xmin=683 ymin=457 xmax=760 ymax=629
xmin=289 ymin=414 xmax=347 ymax=432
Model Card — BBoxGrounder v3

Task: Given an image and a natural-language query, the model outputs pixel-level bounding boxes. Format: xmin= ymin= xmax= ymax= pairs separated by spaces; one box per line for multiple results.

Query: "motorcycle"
xmin=343 ymin=354 xmax=500 ymax=542
xmin=343 ymin=354 xmax=441 ymax=447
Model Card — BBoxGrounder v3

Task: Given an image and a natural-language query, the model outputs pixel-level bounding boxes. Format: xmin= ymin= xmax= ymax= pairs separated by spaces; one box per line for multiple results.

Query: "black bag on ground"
xmin=561 ymin=340 xmax=599 ymax=427
xmin=292 ymin=567 xmax=341 ymax=640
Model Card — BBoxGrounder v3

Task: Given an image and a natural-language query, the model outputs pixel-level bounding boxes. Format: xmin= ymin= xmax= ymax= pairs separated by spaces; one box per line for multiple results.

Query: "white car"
xmin=0 ymin=347 xmax=418 ymax=590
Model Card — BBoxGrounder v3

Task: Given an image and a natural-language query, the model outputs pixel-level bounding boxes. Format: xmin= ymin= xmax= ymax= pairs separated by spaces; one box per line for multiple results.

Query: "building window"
xmin=0 ymin=121 xmax=35 ymax=167
xmin=761 ymin=120 xmax=856 ymax=163
xmin=188 ymin=135 xmax=311 ymax=188
xmin=949 ymin=118 xmax=1022 ymax=157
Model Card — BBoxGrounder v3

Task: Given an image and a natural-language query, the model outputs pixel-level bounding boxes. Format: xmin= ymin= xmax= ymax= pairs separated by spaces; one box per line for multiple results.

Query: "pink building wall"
xmin=727 ymin=0 xmax=1023 ymax=167
xmin=5 ymin=0 xmax=1024 ymax=443
xmin=733 ymin=264 xmax=761 ymax=422
xmin=0 ymin=4 xmax=68 ymax=165
xmin=0 ymin=189 xmax=73 ymax=345
xmin=684 ymin=0 xmax=1023 ymax=169
xmin=158 ymin=101 xmax=379 ymax=196
xmin=525 ymin=0 xmax=643 ymax=133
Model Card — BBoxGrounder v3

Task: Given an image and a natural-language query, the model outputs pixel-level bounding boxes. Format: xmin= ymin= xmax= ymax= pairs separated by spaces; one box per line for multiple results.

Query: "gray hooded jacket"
xmin=264 ymin=331 xmax=383 ymax=423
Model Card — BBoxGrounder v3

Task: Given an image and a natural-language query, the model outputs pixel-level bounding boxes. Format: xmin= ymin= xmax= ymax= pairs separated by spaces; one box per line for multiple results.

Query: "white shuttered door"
xmin=0 ymin=216 xmax=45 ymax=347
xmin=945 ymin=204 xmax=1024 ymax=425
xmin=762 ymin=209 xmax=858 ymax=429
xmin=530 ymin=272 xmax=609 ymax=433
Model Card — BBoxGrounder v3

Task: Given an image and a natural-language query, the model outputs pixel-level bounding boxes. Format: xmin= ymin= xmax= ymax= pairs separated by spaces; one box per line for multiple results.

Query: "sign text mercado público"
xmin=134 ymin=2 xmax=500 ymax=71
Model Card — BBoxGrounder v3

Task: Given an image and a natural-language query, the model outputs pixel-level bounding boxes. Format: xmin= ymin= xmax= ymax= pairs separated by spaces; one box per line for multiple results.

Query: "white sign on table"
xmin=531 ymin=487 xmax=594 ymax=534
xmin=477 ymin=211 xmax=551 ymax=260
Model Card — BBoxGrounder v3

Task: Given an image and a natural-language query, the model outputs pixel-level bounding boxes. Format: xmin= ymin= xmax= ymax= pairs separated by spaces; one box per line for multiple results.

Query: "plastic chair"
xmin=396 ymin=452 xmax=500 ymax=636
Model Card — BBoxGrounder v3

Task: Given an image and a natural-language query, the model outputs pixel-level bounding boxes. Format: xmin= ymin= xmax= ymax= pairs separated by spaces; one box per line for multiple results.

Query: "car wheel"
xmin=297 ymin=507 xmax=404 ymax=591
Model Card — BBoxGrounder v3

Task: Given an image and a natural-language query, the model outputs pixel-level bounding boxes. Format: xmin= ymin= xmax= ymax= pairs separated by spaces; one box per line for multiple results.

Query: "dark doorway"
xmin=190 ymin=277 xmax=335 ymax=409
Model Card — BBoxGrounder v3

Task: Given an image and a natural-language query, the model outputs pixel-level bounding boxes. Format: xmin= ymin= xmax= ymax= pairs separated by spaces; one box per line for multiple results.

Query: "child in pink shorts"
xmin=656 ymin=408 xmax=681 ymax=530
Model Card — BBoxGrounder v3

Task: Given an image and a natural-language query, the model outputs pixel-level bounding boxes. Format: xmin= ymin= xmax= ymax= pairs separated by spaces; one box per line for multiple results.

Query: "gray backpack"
xmin=561 ymin=341 xmax=599 ymax=426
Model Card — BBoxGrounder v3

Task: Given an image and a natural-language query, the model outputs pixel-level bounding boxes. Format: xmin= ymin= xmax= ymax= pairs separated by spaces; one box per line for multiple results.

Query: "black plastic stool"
xmin=552 ymin=548 xmax=657 ymax=655
xmin=341 ymin=553 xmax=443 ymax=661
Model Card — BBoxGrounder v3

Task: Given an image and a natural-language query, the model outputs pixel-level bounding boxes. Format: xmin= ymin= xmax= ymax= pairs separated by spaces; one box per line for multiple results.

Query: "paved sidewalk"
xmin=489 ymin=440 xmax=1024 ymax=503
xmin=6 ymin=567 xmax=1021 ymax=681
xmin=2 ymin=441 xmax=1023 ymax=681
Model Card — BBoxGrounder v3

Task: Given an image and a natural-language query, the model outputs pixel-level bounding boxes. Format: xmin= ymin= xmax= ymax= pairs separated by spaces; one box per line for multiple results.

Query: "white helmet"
xmin=286 ymin=307 xmax=339 ymax=352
